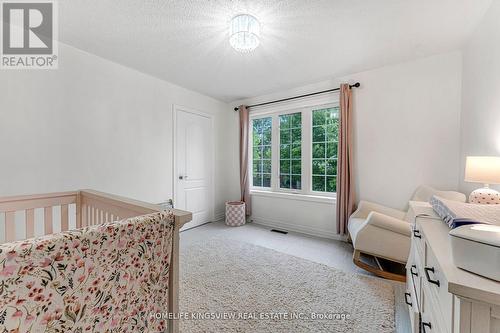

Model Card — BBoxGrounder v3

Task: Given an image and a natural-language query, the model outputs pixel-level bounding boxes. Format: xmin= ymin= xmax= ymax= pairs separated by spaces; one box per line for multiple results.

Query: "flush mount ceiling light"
xmin=229 ymin=14 xmax=261 ymax=52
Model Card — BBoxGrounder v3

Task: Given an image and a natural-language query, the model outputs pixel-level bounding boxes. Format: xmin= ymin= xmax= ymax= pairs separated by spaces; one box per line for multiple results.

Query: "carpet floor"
xmin=179 ymin=238 xmax=395 ymax=333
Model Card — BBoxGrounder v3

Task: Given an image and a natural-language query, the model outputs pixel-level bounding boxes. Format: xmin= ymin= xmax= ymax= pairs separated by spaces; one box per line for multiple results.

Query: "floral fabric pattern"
xmin=0 ymin=211 xmax=174 ymax=333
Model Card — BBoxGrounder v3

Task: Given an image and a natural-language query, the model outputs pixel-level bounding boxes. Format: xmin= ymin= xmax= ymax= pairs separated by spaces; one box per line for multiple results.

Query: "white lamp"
xmin=465 ymin=156 xmax=500 ymax=204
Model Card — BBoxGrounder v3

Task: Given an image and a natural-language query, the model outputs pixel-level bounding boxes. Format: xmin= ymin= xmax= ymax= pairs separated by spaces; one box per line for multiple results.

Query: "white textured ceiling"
xmin=59 ymin=0 xmax=491 ymax=102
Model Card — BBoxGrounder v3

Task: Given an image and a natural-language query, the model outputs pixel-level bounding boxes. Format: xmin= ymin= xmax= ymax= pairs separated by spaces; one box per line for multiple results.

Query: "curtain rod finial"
xmin=352 ymin=82 xmax=360 ymax=88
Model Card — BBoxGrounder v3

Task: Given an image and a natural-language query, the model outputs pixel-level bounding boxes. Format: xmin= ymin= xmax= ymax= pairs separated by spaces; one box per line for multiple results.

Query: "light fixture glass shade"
xmin=465 ymin=156 xmax=500 ymax=185
xmin=229 ymin=14 xmax=260 ymax=52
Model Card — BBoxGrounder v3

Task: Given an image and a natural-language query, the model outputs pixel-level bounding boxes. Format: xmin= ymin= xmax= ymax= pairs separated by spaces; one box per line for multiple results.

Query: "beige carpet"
xmin=179 ymin=239 xmax=395 ymax=333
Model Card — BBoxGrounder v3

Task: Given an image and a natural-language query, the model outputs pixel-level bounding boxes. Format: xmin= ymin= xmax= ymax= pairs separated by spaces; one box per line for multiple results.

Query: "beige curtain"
xmin=239 ymin=105 xmax=251 ymax=215
xmin=336 ymin=84 xmax=355 ymax=235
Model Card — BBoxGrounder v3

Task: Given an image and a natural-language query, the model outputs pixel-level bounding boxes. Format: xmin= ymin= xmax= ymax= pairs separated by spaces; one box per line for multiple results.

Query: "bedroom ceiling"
xmin=59 ymin=0 xmax=492 ymax=102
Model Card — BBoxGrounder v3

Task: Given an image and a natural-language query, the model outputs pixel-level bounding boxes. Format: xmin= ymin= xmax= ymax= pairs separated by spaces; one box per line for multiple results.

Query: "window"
xmin=250 ymin=102 xmax=339 ymax=196
xmin=279 ymin=112 xmax=302 ymax=190
xmin=312 ymin=107 xmax=339 ymax=192
xmin=252 ymin=117 xmax=272 ymax=187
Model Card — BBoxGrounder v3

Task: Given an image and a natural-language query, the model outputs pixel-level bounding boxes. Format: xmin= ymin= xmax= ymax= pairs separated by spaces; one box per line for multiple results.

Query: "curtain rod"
xmin=233 ymin=82 xmax=360 ymax=111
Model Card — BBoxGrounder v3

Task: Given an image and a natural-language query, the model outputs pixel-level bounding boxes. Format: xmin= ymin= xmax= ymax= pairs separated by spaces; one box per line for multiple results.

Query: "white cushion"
xmin=347 ymin=217 xmax=366 ymax=242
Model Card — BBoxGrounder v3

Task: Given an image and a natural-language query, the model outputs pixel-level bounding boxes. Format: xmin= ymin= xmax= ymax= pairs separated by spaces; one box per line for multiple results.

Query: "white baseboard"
xmin=213 ymin=210 xmax=225 ymax=222
xmin=250 ymin=216 xmax=347 ymax=241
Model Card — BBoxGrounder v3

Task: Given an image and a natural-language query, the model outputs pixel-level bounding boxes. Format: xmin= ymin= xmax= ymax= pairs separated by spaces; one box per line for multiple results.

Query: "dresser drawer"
xmin=405 ymin=266 xmax=420 ymax=333
xmin=424 ymin=241 xmax=453 ymax=332
xmin=412 ymin=224 xmax=425 ymax=260
xmin=421 ymin=283 xmax=448 ymax=333
xmin=407 ymin=245 xmax=421 ymax=305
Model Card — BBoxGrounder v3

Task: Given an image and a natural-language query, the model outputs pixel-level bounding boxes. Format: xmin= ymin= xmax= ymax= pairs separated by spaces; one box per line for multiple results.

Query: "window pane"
xmin=263 ymin=160 xmax=272 ymax=173
xmin=252 ymin=117 xmax=272 ymax=188
xmin=291 ymin=175 xmax=301 ymax=190
xmin=291 ymin=160 xmax=301 ymax=174
xmin=312 ymin=176 xmax=325 ymax=191
xmin=312 ymin=126 xmax=325 ymax=142
xmin=313 ymin=109 xmax=326 ymax=126
xmin=326 ymin=123 xmax=338 ymax=141
xmin=326 ymin=159 xmax=337 ymax=175
xmin=327 ymin=142 xmax=338 ymax=159
xmin=291 ymin=144 xmax=301 ymax=159
xmin=253 ymin=146 xmax=261 ymax=159
xmin=312 ymin=107 xmax=339 ymax=193
xmin=291 ymin=113 xmax=302 ymax=127
xmin=312 ymin=143 xmax=325 ymax=159
xmin=280 ymin=144 xmax=290 ymax=159
xmin=253 ymin=174 xmax=263 ymax=187
xmin=312 ymin=159 xmax=325 ymax=175
xmin=279 ymin=112 xmax=302 ymax=189
xmin=263 ymin=145 xmax=272 ymax=159
xmin=280 ymin=129 xmax=290 ymax=144
xmin=253 ymin=133 xmax=262 ymax=146
xmin=326 ymin=176 xmax=337 ymax=192
xmin=253 ymin=161 xmax=261 ymax=173
xmin=291 ymin=128 xmax=301 ymax=144
xmin=280 ymin=175 xmax=290 ymax=188
xmin=263 ymin=174 xmax=271 ymax=187
xmin=280 ymin=160 xmax=290 ymax=173
xmin=280 ymin=115 xmax=290 ymax=130
xmin=263 ymin=130 xmax=272 ymax=145
xmin=326 ymin=108 xmax=339 ymax=125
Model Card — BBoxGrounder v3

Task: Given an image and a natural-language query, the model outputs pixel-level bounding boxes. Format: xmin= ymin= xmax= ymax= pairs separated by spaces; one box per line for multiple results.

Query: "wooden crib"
xmin=0 ymin=189 xmax=191 ymax=333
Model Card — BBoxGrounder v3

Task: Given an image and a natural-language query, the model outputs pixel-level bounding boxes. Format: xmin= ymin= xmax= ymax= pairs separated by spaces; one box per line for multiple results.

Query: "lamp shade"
xmin=464 ymin=156 xmax=500 ymax=185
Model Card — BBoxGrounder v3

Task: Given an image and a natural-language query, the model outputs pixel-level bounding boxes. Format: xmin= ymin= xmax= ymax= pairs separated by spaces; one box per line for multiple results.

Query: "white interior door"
xmin=175 ymin=108 xmax=213 ymax=231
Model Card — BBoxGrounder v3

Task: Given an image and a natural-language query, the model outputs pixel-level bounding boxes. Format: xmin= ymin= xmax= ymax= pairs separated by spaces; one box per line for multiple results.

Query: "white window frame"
xmin=249 ymin=114 xmax=273 ymax=191
xmin=249 ymin=95 xmax=339 ymax=199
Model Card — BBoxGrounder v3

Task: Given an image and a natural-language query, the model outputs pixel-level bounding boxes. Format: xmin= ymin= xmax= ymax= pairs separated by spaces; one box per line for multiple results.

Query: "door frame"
xmin=172 ymin=104 xmax=215 ymax=225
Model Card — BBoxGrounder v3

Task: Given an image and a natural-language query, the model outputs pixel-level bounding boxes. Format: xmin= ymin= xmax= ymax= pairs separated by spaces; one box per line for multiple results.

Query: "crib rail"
xmin=0 ymin=191 xmax=78 ymax=242
xmin=80 ymin=190 xmax=157 ymax=227
xmin=0 ymin=189 xmax=191 ymax=333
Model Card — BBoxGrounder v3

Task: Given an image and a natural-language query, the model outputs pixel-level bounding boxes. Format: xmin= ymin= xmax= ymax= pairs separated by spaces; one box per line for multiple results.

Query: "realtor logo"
xmin=1 ymin=0 xmax=58 ymax=69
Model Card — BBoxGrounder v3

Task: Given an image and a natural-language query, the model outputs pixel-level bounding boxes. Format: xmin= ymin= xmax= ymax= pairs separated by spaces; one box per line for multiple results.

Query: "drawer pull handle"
xmin=422 ymin=321 xmax=432 ymax=332
xmin=413 ymin=229 xmax=422 ymax=239
xmin=404 ymin=292 xmax=412 ymax=306
xmin=424 ymin=267 xmax=440 ymax=287
xmin=410 ymin=265 xmax=418 ymax=277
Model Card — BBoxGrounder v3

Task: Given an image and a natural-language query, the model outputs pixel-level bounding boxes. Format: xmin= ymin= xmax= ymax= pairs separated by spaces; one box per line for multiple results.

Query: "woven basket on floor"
xmin=225 ymin=201 xmax=246 ymax=227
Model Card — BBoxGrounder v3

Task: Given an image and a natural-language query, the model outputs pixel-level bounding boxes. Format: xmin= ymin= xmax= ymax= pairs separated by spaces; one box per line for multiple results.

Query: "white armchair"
xmin=348 ymin=185 xmax=466 ymax=281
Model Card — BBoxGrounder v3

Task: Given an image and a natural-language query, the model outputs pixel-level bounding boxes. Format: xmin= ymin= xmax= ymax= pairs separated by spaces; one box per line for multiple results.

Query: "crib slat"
xmin=44 ymin=207 xmax=53 ymax=234
xmin=61 ymin=204 xmax=69 ymax=231
xmin=5 ymin=211 xmax=15 ymax=242
xmin=26 ymin=209 xmax=35 ymax=238
xmin=94 ymin=208 xmax=99 ymax=225
xmin=81 ymin=203 xmax=87 ymax=228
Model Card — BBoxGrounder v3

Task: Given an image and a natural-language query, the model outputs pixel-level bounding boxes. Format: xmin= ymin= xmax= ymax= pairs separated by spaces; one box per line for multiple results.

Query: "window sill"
xmin=250 ymin=190 xmax=336 ymax=204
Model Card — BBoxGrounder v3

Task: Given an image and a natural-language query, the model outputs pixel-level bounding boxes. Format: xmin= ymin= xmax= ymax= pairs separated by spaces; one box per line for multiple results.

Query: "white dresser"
xmin=406 ymin=201 xmax=500 ymax=333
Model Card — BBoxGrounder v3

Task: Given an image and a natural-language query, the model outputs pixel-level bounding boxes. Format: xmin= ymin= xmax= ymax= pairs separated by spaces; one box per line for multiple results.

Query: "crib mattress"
xmin=430 ymin=195 xmax=500 ymax=228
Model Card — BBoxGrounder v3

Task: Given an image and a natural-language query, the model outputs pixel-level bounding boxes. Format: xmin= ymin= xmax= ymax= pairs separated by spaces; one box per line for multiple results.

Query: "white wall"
xmin=460 ymin=0 xmax=500 ymax=194
xmin=349 ymin=52 xmax=462 ymax=209
xmin=0 ymin=43 xmax=239 ymax=219
xmin=233 ymin=52 xmax=463 ymax=237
